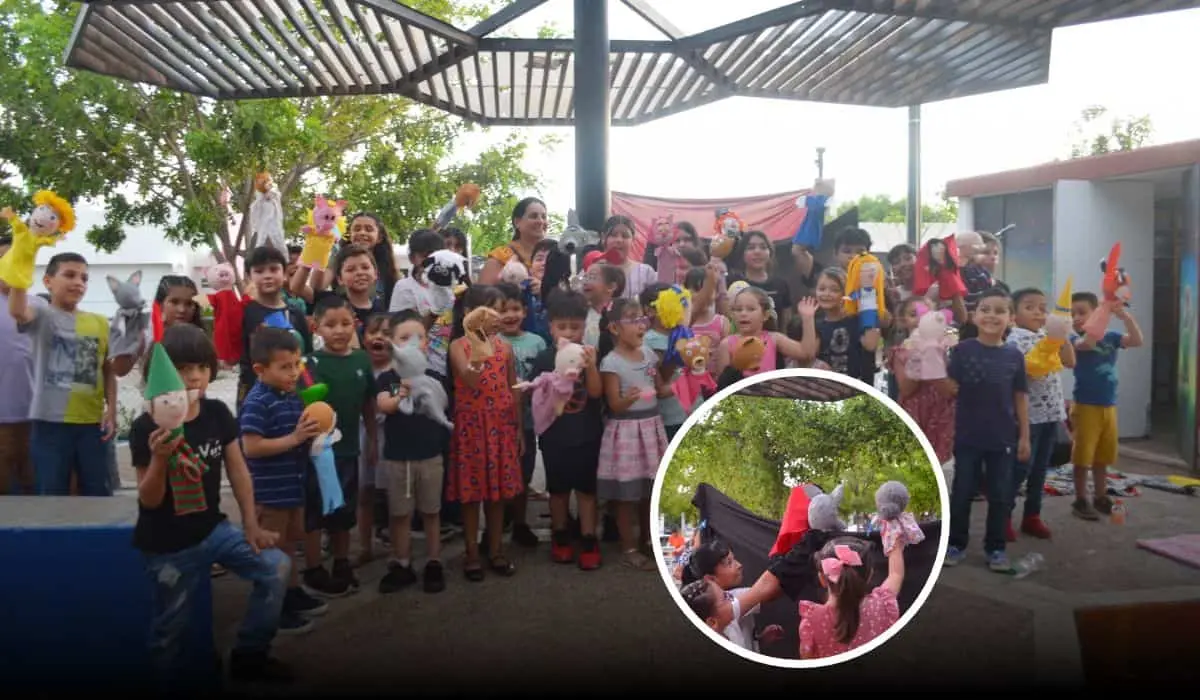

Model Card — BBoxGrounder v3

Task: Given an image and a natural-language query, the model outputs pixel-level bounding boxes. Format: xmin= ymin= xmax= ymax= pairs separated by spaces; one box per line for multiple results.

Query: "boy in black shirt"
xmin=238 ymin=246 xmax=311 ymax=412
xmin=129 ymin=325 xmax=292 ymax=685
xmin=528 ymin=290 xmax=606 ymax=570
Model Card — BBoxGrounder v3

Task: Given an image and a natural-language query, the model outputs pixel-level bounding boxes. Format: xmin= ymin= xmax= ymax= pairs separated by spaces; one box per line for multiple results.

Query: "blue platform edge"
xmin=0 ymin=524 xmax=216 ymax=690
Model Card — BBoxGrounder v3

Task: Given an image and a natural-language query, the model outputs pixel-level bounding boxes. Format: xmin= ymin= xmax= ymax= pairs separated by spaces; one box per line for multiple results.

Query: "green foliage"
xmin=0 ymin=0 xmax=552 ymax=259
xmin=834 ymin=193 xmax=958 ymax=224
xmin=660 ymin=395 xmax=943 ymax=524
xmin=1069 ymin=105 xmax=1154 ymax=159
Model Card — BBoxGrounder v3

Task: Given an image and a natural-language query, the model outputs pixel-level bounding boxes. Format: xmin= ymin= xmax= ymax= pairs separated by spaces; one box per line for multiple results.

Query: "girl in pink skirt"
xmin=597 ymin=297 xmax=668 ymax=571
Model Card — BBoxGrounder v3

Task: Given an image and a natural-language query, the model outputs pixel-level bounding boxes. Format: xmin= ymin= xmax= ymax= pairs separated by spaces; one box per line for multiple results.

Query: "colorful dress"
xmin=597 ymin=346 xmax=668 ymax=501
xmin=446 ymin=337 xmax=523 ymax=503
xmin=888 ymin=347 xmax=955 ymax=463
xmin=799 ymin=586 xmax=899 ymax=659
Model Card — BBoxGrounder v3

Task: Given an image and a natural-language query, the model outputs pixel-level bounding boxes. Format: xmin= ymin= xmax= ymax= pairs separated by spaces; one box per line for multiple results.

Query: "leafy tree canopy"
xmin=1069 ymin=105 xmax=1153 ymax=159
xmin=834 ymin=193 xmax=958 ymax=224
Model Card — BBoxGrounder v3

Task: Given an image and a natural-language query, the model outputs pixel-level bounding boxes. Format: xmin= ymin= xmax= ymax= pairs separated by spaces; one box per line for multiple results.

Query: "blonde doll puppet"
xmin=0 ymin=191 xmax=76 ymax=290
xmin=844 ymin=252 xmax=887 ymax=329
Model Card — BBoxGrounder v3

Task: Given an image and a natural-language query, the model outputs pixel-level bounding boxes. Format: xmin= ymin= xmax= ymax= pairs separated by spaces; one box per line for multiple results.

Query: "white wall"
xmin=1053 ymin=179 xmax=1155 ymax=438
xmin=957 ymin=196 xmax=975 ymax=232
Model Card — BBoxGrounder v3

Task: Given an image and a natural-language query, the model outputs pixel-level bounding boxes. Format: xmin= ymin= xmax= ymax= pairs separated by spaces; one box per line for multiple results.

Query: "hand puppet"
xmin=463 ymin=306 xmax=500 ymax=364
xmin=730 ymin=335 xmax=766 ymax=374
xmin=807 ymin=482 xmax=846 ymax=532
xmin=249 ymin=171 xmax=288 ymax=258
xmin=144 ymin=343 xmax=207 ymax=515
xmin=672 ymin=335 xmax=717 ymax=413
xmin=652 ymin=284 xmax=694 ymax=367
xmin=433 ymin=183 xmax=481 ymax=231
xmin=499 ymin=257 xmax=529 ymax=285
xmin=875 ymin=481 xmax=925 ymax=556
xmin=205 ymin=261 xmax=243 ymax=365
xmin=298 ymin=195 xmax=348 ymax=272
xmin=900 ymin=302 xmax=957 ymax=380
xmin=557 ymin=208 xmax=601 ymax=257
xmin=711 ymin=208 xmax=744 ymax=261
xmin=390 ymin=338 xmax=454 ymax=431
xmin=1026 ymin=278 xmax=1073 ymax=379
xmin=844 ymin=252 xmax=886 ymax=329
xmin=302 ymin=401 xmax=345 ymax=516
xmin=912 ymin=235 xmax=967 ymax=300
xmin=423 ymin=249 xmax=470 ymax=313
xmin=1082 ymin=243 xmax=1133 ymax=342
xmin=0 ymin=191 xmax=76 ymax=290
xmin=513 ymin=338 xmax=585 ymax=435
xmin=954 ymin=231 xmax=985 ymax=267
xmin=107 ymin=270 xmax=149 ymax=360
xmin=790 ymin=178 xmax=835 ymax=250
xmin=649 ymin=214 xmax=681 ymax=284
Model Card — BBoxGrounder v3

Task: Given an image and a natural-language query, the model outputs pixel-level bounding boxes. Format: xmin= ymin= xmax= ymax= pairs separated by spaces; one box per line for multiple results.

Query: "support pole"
xmin=907 ymin=104 xmax=922 ymax=247
xmin=574 ymin=0 xmax=610 ymax=233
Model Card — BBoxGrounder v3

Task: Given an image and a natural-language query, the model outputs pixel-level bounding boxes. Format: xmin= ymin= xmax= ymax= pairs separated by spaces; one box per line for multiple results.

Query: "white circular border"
xmin=651 ymin=368 xmax=951 ymax=669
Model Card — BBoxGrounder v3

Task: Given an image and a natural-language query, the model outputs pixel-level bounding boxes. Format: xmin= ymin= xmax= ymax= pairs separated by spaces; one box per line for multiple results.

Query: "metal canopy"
xmin=734 ymin=375 xmax=862 ymax=402
xmin=64 ymin=0 xmax=1200 ymax=126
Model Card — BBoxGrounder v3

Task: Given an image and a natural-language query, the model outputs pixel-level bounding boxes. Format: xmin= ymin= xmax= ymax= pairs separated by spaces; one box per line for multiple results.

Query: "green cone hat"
xmin=144 ymin=343 xmax=186 ymax=400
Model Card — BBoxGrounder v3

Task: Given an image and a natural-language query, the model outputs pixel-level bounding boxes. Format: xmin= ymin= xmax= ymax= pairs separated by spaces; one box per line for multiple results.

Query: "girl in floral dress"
xmin=447 ymin=285 xmax=523 ymax=581
xmin=887 ymin=297 xmax=956 ymax=465
xmin=799 ymin=537 xmax=906 ymax=659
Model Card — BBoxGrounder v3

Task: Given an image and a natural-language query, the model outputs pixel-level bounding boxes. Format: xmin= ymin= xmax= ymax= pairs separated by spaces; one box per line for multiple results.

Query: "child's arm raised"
xmin=881 ymin=540 xmax=907 ymax=597
xmin=713 ymin=336 xmax=732 ymax=375
xmin=602 ymin=371 xmax=642 ymax=414
xmin=1059 ymin=333 xmax=1077 ymax=368
xmin=860 ymin=327 xmax=882 ymax=353
xmin=582 ymin=346 xmax=603 ymax=398
xmin=786 ymin=297 xmax=820 ymax=362
xmin=773 ymin=332 xmax=816 ymax=365
xmin=223 ymin=436 xmax=278 ymax=553
xmin=7 ymin=285 xmax=36 ymax=326
xmin=1115 ymin=304 xmax=1144 ymax=348
xmin=449 ymin=337 xmax=485 ymax=390
xmin=287 ymin=264 xmax=316 ymax=304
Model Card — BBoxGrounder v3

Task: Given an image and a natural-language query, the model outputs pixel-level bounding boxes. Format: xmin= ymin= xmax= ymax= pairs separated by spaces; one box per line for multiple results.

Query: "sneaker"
xmin=302 ymin=565 xmax=351 ymax=598
xmin=423 ymin=560 xmax=446 ymax=593
xmin=229 ymin=650 xmax=295 ymax=682
xmin=1072 ymin=498 xmax=1100 ymax=521
xmin=943 ymin=547 xmax=966 ymax=567
xmin=1020 ymin=515 xmax=1052 ymax=539
xmin=1093 ymin=496 xmax=1114 ymax=516
xmin=276 ymin=611 xmax=314 ymax=636
xmin=378 ymin=561 xmax=418 ymax=594
xmin=578 ymin=535 xmax=602 ymax=571
xmin=512 ymin=522 xmax=539 ymax=548
xmin=986 ymin=550 xmax=1012 ymax=573
xmin=331 ymin=557 xmax=360 ymax=592
xmin=284 ymin=587 xmax=328 ymax=618
xmin=550 ymin=530 xmax=575 ymax=564
xmin=1004 ymin=519 xmax=1017 ymax=542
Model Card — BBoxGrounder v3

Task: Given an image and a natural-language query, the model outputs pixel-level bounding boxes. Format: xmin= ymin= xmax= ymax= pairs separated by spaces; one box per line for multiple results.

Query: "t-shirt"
xmin=619 ymin=262 xmax=657 ymax=301
xmin=502 ymin=331 xmax=547 ymax=382
xmin=947 ymin=339 xmax=1028 ymax=452
xmin=728 ymin=273 xmax=792 ymax=317
xmin=129 ymin=399 xmax=237 ymax=554
xmin=375 ymin=369 xmax=449 ymax=461
xmin=305 ymin=349 xmax=373 ymax=458
xmin=390 ymin=276 xmax=452 ymax=378
xmin=239 ymin=380 xmax=307 ymax=508
xmin=723 ymin=587 xmax=761 ymax=652
xmin=312 ymin=290 xmax=385 ymax=344
xmin=1071 ymin=330 xmax=1123 ymax=407
xmin=643 ymin=329 xmax=687 ymax=427
xmin=599 ymin=345 xmax=659 ymax=413
xmin=813 ymin=314 xmax=874 ymax=384
xmin=1006 ymin=327 xmax=1066 ymax=425
xmin=239 ymin=300 xmax=312 ymax=389
xmin=0 ymin=290 xmax=34 ymax=424
xmin=530 ymin=347 xmax=604 ymax=447
xmin=18 ymin=296 xmax=109 ymax=424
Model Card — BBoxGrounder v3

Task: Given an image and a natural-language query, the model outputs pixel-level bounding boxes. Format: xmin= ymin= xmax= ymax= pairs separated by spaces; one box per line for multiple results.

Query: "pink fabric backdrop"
xmin=611 ymin=189 xmax=810 ymax=263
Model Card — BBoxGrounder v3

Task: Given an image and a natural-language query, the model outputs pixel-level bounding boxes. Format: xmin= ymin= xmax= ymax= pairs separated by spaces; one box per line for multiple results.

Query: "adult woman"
xmin=478 ymin=197 xmax=548 ymax=284
xmin=727 ymin=230 xmax=794 ymax=332
xmin=601 ymin=215 xmax=656 ymax=300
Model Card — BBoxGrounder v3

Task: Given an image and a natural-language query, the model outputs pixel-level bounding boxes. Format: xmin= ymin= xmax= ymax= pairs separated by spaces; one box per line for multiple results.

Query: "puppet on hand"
xmin=900 ymin=302 xmax=957 ymax=380
xmin=653 ymin=285 xmax=694 ymax=367
xmin=301 ymin=401 xmax=345 ymax=516
xmin=0 ymin=191 xmax=76 ymax=290
xmin=1026 ymin=278 xmax=1073 ymax=379
xmin=875 ymin=481 xmax=925 ymax=555
xmin=790 ymin=178 xmax=835 ymax=253
xmin=1082 ymin=243 xmax=1132 ymax=342
xmin=107 ymin=271 xmax=149 ymax=360
xmin=204 ymin=260 xmax=243 ymax=366
xmin=390 ymin=338 xmax=453 ymax=431
xmin=249 ymin=171 xmax=288 ymax=258
xmin=844 ymin=252 xmax=887 ymax=330
xmin=514 ymin=338 xmax=585 ymax=435
xmin=808 ymin=482 xmax=847 ymax=533
xmin=649 ymin=214 xmax=681 ymax=284
xmin=711 ymin=208 xmax=744 ymax=267
xmin=463 ymin=306 xmax=500 ymax=365
xmin=145 ymin=343 xmax=208 ymax=515
xmin=912 ymin=235 xmax=967 ymax=300
xmin=299 ymin=195 xmax=347 ymax=272
xmin=434 ymin=183 xmax=481 ymax=231
xmin=672 ymin=336 xmax=716 ymax=413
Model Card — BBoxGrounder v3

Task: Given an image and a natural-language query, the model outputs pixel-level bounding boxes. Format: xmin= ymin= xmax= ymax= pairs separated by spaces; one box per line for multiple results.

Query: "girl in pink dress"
xmin=887 ymin=297 xmax=956 ymax=464
xmin=715 ymin=284 xmax=816 ymax=378
xmin=799 ymin=537 xmax=906 ymax=660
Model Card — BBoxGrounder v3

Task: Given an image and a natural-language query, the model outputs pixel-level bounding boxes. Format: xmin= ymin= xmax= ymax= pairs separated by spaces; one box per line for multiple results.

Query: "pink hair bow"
xmin=820 ymin=544 xmax=863 ymax=583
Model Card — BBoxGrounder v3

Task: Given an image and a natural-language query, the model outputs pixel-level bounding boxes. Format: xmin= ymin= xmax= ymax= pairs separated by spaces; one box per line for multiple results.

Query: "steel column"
xmin=907 ymin=103 xmax=922 ymax=246
xmin=574 ymin=0 xmax=611 ymax=233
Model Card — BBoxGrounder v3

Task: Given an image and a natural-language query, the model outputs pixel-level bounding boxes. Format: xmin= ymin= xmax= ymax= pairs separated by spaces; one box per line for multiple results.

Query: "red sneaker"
xmin=1021 ymin=516 xmax=1052 ymax=539
xmin=550 ymin=531 xmax=575 ymax=564
xmin=1005 ymin=518 xmax=1017 ymax=542
xmin=577 ymin=536 xmax=602 ymax=571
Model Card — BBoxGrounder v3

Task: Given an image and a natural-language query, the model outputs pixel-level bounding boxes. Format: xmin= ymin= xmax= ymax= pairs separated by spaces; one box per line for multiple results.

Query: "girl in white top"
xmin=600 ymin=215 xmax=656 ymax=301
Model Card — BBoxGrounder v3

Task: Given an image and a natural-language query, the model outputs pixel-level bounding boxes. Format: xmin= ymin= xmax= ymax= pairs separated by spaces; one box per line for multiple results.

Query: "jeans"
xmin=30 ymin=420 xmax=112 ymax=496
xmin=949 ymin=445 xmax=1014 ymax=554
xmin=1011 ymin=421 xmax=1058 ymax=520
xmin=144 ymin=520 xmax=289 ymax=684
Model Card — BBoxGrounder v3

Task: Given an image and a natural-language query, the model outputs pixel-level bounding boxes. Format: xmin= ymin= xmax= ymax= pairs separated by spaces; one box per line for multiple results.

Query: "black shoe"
xmin=378 ymin=561 xmax=418 ymax=594
xmin=229 ymin=650 xmax=295 ymax=682
xmin=284 ymin=587 xmax=328 ymax=618
xmin=423 ymin=560 xmax=446 ymax=593
xmin=276 ymin=611 xmax=314 ymax=636
xmin=512 ymin=522 xmax=539 ymax=548
xmin=331 ymin=557 xmax=360 ymax=592
xmin=302 ymin=565 xmax=351 ymax=599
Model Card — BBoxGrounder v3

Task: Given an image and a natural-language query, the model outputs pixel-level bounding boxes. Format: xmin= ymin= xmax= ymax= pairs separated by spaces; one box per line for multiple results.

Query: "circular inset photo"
xmin=652 ymin=369 xmax=949 ymax=668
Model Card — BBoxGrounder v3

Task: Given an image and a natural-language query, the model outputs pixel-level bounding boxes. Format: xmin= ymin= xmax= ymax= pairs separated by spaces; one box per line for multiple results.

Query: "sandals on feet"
xmin=464 ymin=559 xmax=485 ymax=582
xmin=622 ymin=549 xmax=656 ymax=571
xmin=489 ymin=555 xmax=516 ymax=577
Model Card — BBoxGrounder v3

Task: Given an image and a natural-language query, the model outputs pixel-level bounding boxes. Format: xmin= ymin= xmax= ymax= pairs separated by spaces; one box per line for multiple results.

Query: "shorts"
xmin=541 ymin=440 xmax=600 ymax=496
xmin=304 ymin=456 xmax=359 ymax=533
xmin=520 ymin=428 xmax=537 ymax=486
xmin=1071 ymin=403 xmax=1118 ymax=468
xmin=258 ymin=505 xmax=305 ymax=546
xmin=380 ymin=456 xmax=444 ymax=518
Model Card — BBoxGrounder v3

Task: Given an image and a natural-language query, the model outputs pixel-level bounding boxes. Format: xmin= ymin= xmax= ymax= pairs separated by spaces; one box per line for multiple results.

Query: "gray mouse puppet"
xmin=107 ymin=270 xmax=149 ymax=359
xmin=390 ymin=338 xmax=454 ymax=431
xmin=807 ymin=482 xmax=847 ymax=532
xmin=875 ymin=480 xmax=925 ymax=554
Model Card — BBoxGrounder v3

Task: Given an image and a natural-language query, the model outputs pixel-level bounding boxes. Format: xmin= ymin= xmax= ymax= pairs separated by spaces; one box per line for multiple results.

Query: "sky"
xmin=448 ymin=2 xmax=1200 ymax=214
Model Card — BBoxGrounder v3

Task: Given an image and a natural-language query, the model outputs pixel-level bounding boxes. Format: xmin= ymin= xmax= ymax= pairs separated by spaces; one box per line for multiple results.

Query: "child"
xmin=357 ymin=313 xmax=393 ymax=564
xmin=447 ymin=285 xmax=524 ymax=580
xmin=9 ymin=252 xmax=116 ymax=496
xmin=389 ymin=229 xmax=450 ymax=377
xmin=441 ymin=226 xmax=470 ymax=260
xmin=597 ymin=298 xmax=668 ymax=571
xmin=375 ymin=309 xmax=450 ymax=593
xmin=799 ymin=537 xmax=905 ymax=660
xmin=714 ymin=285 xmax=815 ymax=377
xmin=1006 ymin=288 xmax=1075 ymax=539
xmin=684 ymin=265 xmax=731 ymax=380
xmin=887 ymin=298 xmax=956 ymax=466
xmin=601 ymin=215 xmax=657 ymax=300
xmin=292 ymin=243 xmax=385 ymax=346
xmin=802 ymin=267 xmax=881 ymax=386
xmin=1069 ymin=291 xmax=1144 ymax=520
xmin=0 ymin=234 xmax=34 ymax=494
xmin=640 ymin=283 xmax=688 ymax=439
xmin=129 ymin=325 xmax=292 ymax=682
xmin=523 ymin=238 xmax=559 ymax=343
xmin=496 ymin=281 xmax=548 ymax=547
xmin=689 ymin=540 xmax=784 ymax=652
xmin=729 ymin=231 xmax=793 ymax=331
xmin=299 ymin=295 xmax=377 ymax=596
xmin=155 ymin=274 xmax=206 ymax=333
xmin=957 ymin=232 xmax=1006 ymax=340
xmin=239 ymin=327 xmax=326 ymax=631
xmin=833 ymin=227 xmax=872 ymax=270
xmin=943 ymin=288 xmax=1030 ymax=572
xmin=582 ymin=262 xmax=625 ymax=348
xmin=238 ymin=247 xmax=312 ymax=410
xmin=529 ymin=290 xmax=605 ymax=568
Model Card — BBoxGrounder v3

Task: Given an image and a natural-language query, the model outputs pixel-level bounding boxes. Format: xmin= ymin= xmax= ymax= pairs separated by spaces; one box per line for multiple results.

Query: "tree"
xmin=834 ymin=193 xmax=957 ymax=224
xmin=660 ymin=394 xmax=942 ymax=524
xmin=0 ymin=0 xmax=552 ymax=262
xmin=1069 ymin=105 xmax=1154 ymax=158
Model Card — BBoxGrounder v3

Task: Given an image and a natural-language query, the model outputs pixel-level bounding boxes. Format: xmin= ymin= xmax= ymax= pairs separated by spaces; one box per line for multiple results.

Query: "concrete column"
xmin=574 ymin=0 xmax=611 ymax=233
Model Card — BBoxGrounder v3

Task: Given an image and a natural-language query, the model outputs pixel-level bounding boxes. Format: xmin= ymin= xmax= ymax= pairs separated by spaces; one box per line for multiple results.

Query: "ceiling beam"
xmin=822 ymin=0 xmax=1057 ymax=30
xmin=469 ymin=0 xmax=547 ymax=37
xmin=675 ymin=0 xmax=828 ymax=50
xmin=620 ymin=0 xmax=684 ymax=39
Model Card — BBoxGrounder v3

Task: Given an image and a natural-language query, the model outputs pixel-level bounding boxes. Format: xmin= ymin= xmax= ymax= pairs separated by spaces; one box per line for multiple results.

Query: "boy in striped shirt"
xmin=240 ymin=327 xmax=325 ymax=632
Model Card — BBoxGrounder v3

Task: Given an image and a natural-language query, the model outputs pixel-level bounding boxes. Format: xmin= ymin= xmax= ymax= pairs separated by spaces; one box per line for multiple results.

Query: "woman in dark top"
xmin=727 ymin=230 xmax=795 ymax=331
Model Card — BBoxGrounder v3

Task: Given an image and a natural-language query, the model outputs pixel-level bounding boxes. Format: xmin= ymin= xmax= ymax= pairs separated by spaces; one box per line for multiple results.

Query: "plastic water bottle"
xmin=1011 ymin=552 xmax=1044 ymax=579
xmin=1111 ymin=500 xmax=1127 ymax=525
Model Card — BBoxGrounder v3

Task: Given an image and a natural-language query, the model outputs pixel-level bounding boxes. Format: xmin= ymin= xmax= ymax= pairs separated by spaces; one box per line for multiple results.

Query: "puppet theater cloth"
xmin=611 ymin=189 xmax=810 ymax=263
xmin=691 ymin=483 xmax=941 ymax=659
xmin=0 ymin=496 xmax=215 ymax=690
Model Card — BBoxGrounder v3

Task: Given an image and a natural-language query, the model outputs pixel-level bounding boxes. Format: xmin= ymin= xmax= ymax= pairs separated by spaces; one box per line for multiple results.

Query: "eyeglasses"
xmin=617 ymin=316 xmax=649 ymax=326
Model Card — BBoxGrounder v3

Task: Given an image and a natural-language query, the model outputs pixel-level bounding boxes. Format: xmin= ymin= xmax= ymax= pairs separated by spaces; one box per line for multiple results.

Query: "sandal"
xmin=488 ymin=555 xmax=516 ymax=577
xmin=464 ymin=557 xmax=485 ymax=582
xmin=621 ymin=549 xmax=656 ymax=572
